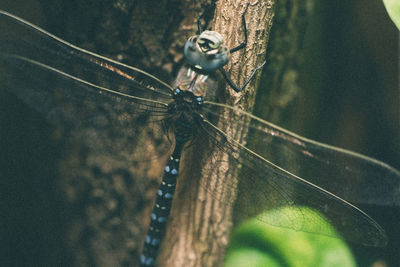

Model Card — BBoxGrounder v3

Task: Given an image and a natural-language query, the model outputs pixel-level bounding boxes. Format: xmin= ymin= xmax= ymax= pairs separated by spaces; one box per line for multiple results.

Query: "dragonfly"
xmin=0 ymin=4 xmax=399 ymax=267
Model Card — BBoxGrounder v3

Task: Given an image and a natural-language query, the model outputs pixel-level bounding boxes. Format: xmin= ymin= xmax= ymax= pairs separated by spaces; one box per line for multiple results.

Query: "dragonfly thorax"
xmin=184 ymin=30 xmax=229 ymax=71
xmin=172 ymin=88 xmax=203 ymax=110
xmin=168 ymin=88 xmax=203 ymax=141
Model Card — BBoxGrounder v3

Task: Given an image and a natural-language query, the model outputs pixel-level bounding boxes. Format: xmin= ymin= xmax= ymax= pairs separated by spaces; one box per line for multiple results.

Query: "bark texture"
xmin=2 ymin=0 xmax=400 ymax=266
xmin=158 ymin=1 xmax=274 ymax=267
xmin=0 ymin=0 xmax=307 ymax=266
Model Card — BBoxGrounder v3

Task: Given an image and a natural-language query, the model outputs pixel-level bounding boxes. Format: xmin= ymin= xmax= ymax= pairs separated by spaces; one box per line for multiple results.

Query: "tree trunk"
xmin=158 ymin=1 xmax=273 ymax=267
xmin=0 ymin=0 xmax=312 ymax=266
xmin=3 ymin=0 xmax=399 ymax=266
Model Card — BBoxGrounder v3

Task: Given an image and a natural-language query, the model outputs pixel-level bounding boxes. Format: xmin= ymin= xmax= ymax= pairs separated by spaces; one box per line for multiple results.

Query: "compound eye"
xmin=187 ymin=44 xmax=196 ymax=51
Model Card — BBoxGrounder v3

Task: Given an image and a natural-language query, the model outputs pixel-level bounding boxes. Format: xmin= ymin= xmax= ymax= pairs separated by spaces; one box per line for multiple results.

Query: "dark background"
xmin=290 ymin=2 xmax=400 ymax=266
xmin=0 ymin=0 xmax=399 ymax=266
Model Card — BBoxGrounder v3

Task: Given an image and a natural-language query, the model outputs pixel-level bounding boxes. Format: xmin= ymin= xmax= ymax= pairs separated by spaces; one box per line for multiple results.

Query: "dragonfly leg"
xmin=220 ymin=60 xmax=266 ymax=93
xmin=229 ymin=2 xmax=250 ymax=54
xmin=197 ymin=1 xmax=218 ymax=34
xmin=197 ymin=15 xmax=204 ymax=34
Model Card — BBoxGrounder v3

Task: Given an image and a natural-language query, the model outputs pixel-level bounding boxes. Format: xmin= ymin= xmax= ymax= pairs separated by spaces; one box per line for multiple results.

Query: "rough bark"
xmin=158 ymin=1 xmax=274 ymax=267
xmin=3 ymin=0 xmax=400 ymax=266
xmin=0 ymin=0 xmax=306 ymax=266
xmin=253 ymin=0 xmax=312 ymax=126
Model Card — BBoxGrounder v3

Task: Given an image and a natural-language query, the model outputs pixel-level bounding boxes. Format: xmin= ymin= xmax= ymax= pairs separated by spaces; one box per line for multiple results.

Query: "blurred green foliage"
xmin=225 ymin=206 xmax=356 ymax=267
xmin=383 ymin=0 xmax=400 ymax=30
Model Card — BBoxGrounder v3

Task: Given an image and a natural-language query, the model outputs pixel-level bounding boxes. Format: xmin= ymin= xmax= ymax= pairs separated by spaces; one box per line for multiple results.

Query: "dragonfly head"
xmin=184 ymin=30 xmax=229 ymax=72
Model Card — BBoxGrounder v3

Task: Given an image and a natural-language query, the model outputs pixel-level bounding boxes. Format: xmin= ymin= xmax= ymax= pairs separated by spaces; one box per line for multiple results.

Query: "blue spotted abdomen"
xmin=140 ymin=144 xmax=183 ymax=267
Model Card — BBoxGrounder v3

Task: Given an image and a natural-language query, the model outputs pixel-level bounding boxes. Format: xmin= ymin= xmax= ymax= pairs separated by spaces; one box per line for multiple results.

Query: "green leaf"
xmin=383 ymin=0 xmax=400 ymax=30
xmin=225 ymin=206 xmax=356 ymax=267
xmin=224 ymin=248 xmax=281 ymax=267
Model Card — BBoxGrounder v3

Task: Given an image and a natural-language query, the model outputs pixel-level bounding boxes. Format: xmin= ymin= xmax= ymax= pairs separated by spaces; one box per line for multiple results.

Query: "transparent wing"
xmin=0 ymin=10 xmax=175 ymax=161
xmin=202 ymin=101 xmax=400 ymax=206
xmin=194 ymin=101 xmax=400 ymax=246
xmin=0 ymin=11 xmax=174 ymax=98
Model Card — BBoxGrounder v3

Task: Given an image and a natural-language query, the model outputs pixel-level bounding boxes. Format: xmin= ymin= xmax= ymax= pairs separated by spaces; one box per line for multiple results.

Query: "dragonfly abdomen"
xmin=140 ymin=143 xmax=184 ymax=267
